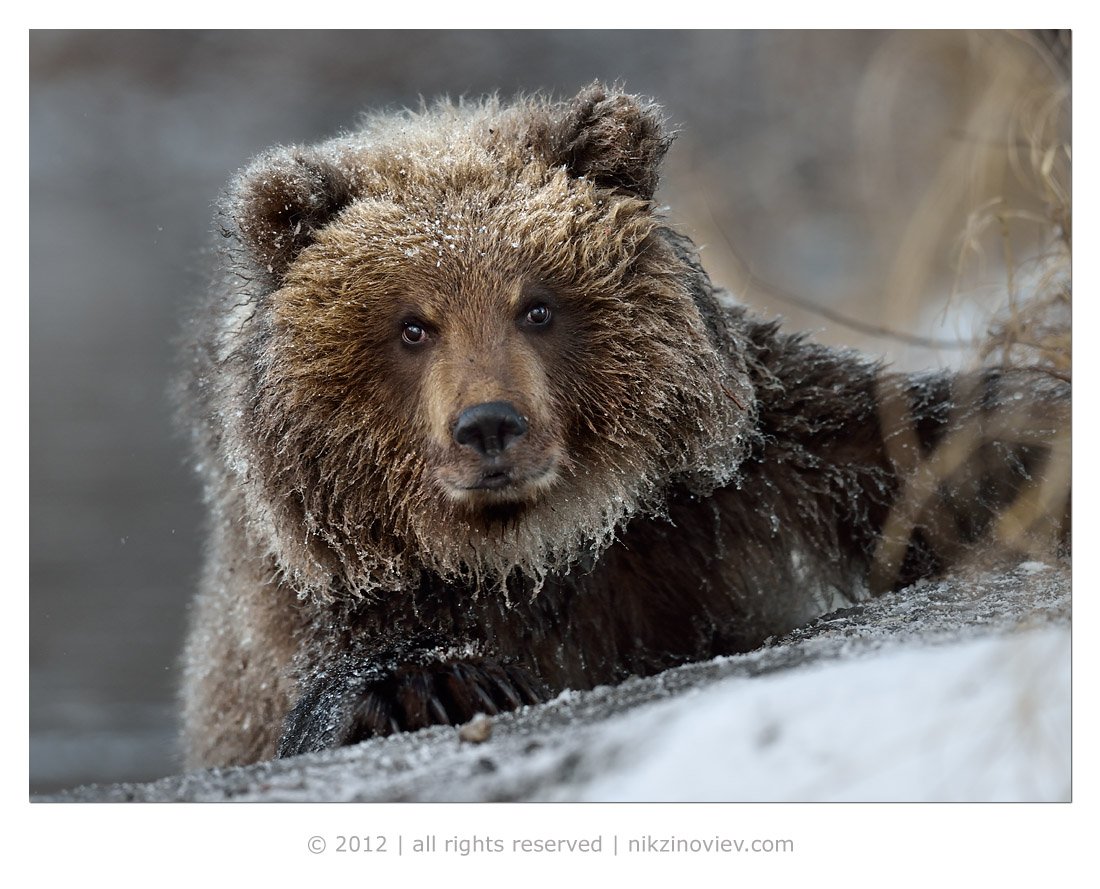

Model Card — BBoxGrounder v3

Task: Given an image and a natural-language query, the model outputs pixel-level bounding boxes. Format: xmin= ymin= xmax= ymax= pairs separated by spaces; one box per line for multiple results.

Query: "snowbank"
xmin=40 ymin=561 xmax=1070 ymax=803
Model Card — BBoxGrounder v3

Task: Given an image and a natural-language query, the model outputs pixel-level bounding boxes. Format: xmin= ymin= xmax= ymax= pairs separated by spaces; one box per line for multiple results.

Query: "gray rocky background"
xmin=29 ymin=30 xmax=1053 ymax=795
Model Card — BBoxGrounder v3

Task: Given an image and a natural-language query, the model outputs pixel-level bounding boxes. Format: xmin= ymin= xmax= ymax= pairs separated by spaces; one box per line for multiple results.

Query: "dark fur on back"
xmin=180 ymin=84 xmax=1069 ymax=767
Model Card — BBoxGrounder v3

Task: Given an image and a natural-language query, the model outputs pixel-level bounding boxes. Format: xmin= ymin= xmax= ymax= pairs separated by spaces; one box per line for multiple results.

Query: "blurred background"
xmin=29 ymin=30 xmax=1070 ymax=794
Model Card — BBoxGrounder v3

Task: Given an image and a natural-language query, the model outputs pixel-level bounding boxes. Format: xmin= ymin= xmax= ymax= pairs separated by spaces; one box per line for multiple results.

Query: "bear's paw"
xmin=276 ymin=659 xmax=545 ymax=758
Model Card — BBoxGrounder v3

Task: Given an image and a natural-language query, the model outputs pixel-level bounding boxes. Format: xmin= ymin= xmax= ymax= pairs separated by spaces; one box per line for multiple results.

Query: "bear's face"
xmin=218 ymin=87 xmax=752 ymax=596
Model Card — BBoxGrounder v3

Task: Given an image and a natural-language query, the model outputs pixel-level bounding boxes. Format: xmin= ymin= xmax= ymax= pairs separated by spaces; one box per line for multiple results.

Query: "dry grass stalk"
xmin=868 ymin=31 xmax=1071 ymax=590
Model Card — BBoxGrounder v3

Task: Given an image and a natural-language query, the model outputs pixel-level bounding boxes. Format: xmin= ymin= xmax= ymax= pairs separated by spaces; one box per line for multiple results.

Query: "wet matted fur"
xmin=180 ymin=84 xmax=1069 ymax=767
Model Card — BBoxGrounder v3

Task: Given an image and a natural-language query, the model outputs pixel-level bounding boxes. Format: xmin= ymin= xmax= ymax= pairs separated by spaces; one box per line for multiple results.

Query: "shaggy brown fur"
xmin=180 ymin=84 xmax=1069 ymax=767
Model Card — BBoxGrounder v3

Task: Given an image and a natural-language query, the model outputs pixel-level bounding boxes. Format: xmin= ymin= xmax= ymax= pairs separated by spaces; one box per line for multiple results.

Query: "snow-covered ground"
xmin=565 ymin=627 xmax=1068 ymax=802
xmin=42 ymin=559 xmax=1070 ymax=803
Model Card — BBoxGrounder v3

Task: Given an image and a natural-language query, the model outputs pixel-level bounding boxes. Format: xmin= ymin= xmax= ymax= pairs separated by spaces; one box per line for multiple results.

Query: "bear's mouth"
xmin=439 ymin=460 xmax=560 ymax=504
xmin=469 ymin=469 xmax=513 ymax=490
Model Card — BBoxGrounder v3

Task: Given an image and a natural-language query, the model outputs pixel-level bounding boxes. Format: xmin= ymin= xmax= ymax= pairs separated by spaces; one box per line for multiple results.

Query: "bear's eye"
xmin=401 ymin=321 xmax=428 ymax=346
xmin=524 ymin=304 xmax=552 ymax=327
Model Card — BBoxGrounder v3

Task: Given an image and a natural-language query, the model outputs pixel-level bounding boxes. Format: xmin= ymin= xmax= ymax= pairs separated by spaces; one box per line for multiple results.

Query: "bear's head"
xmin=212 ymin=84 xmax=755 ymax=598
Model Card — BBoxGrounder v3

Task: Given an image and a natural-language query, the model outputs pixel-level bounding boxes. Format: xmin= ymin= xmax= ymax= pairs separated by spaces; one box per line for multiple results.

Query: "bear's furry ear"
xmin=541 ymin=83 xmax=673 ymax=200
xmin=227 ymin=149 xmax=355 ymax=284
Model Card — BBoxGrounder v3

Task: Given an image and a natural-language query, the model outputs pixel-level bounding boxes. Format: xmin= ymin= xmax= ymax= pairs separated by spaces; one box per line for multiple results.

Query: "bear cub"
xmin=180 ymin=84 xmax=1067 ymax=767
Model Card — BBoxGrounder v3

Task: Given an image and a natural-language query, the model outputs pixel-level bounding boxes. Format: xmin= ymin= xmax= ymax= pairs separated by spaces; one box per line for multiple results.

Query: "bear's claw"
xmin=276 ymin=659 xmax=545 ymax=758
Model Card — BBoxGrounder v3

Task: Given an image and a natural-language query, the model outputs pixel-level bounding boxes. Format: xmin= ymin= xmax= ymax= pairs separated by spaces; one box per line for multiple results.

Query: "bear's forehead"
xmin=301 ymin=169 xmax=616 ymax=270
xmin=284 ymin=146 xmax=661 ymax=310
xmin=285 ymin=202 xmax=535 ymax=316
xmin=314 ymin=199 xmax=540 ymax=283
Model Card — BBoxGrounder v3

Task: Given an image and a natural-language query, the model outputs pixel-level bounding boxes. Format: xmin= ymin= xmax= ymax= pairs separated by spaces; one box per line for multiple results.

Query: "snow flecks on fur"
xmin=193 ymin=89 xmax=750 ymax=602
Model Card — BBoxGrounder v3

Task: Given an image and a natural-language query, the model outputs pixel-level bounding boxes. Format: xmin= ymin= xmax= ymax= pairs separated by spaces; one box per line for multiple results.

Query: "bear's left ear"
xmin=540 ymin=83 xmax=673 ymax=200
xmin=226 ymin=147 xmax=355 ymax=285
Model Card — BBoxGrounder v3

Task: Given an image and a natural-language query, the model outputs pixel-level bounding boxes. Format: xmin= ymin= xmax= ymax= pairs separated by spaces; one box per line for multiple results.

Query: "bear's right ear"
xmin=537 ymin=83 xmax=673 ymax=200
xmin=227 ymin=148 xmax=355 ymax=284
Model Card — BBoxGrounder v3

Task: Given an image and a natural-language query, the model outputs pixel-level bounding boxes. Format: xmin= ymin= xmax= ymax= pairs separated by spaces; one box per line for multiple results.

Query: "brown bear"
xmin=180 ymin=84 xmax=1068 ymax=768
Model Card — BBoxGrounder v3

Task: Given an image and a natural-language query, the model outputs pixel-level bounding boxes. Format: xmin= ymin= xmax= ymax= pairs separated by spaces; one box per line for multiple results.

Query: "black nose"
xmin=453 ymin=401 xmax=528 ymax=457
